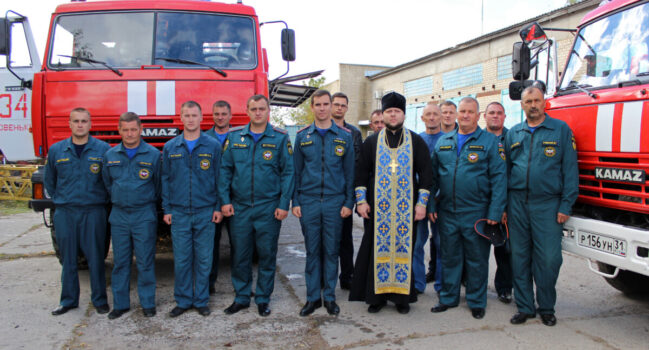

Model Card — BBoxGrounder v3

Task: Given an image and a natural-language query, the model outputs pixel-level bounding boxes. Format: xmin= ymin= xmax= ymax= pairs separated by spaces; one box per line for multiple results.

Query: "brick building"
xmin=324 ymin=0 xmax=600 ymax=136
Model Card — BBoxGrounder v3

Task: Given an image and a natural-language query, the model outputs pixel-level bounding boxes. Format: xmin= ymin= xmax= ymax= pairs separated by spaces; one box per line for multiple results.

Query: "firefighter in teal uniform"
xmin=102 ymin=112 xmax=161 ymax=319
xmin=292 ymin=90 xmax=355 ymax=317
xmin=429 ymin=97 xmax=507 ymax=320
xmin=219 ymin=95 xmax=295 ymax=317
xmin=506 ymin=86 xmax=578 ymax=326
xmin=162 ymin=101 xmax=222 ymax=318
xmin=45 ymin=107 xmax=111 ymax=316
xmin=204 ymin=100 xmax=233 ymax=294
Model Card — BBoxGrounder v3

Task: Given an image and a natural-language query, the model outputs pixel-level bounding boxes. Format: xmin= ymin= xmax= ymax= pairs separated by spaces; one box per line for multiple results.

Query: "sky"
xmin=2 ymin=0 xmax=569 ymax=84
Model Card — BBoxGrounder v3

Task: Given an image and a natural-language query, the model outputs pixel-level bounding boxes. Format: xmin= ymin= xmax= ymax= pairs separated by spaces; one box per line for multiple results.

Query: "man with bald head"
xmin=429 ymin=97 xmax=506 ymax=320
xmin=505 ymin=86 xmax=578 ymax=326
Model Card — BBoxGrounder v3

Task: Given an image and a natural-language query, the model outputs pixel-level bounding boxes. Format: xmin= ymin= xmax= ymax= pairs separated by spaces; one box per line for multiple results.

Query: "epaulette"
xmin=339 ymin=125 xmax=351 ymax=133
xmin=230 ymin=125 xmax=245 ymax=132
xmin=272 ymin=126 xmax=287 ymax=134
xmin=297 ymin=125 xmax=310 ymax=133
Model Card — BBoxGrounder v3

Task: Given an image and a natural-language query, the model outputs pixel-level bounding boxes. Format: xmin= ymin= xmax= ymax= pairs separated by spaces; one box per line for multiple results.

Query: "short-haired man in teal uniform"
xmin=45 ymin=107 xmax=111 ymax=316
xmin=162 ymin=101 xmax=223 ymax=318
xmin=102 ymin=112 xmax=161 ymax=319
xmin=506 ymin=87 xmax=578 ymax=326
xmin=483 ymin=102 xmax=514 ymax=305
xmin=429 ymin=97 xmax=507 ymax=320
xmin=293 ymin=89 xmax=355 ymax=316
xmin=219 ymin=95 xmax=295 ymax=317
xmin=204 ymin=100 xmax=232 ymax=295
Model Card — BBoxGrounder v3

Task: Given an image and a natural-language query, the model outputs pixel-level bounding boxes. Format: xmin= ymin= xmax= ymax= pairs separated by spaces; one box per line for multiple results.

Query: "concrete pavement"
xmin=0 ymin=210 xmax=648 ymax=349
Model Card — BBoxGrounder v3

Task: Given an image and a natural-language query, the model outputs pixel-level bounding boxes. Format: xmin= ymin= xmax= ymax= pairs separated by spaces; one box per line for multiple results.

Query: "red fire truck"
xmin=0 ymin=0 xmax=317 ymax=261
xmin=511 ymin=0 xmax=649 ymax=293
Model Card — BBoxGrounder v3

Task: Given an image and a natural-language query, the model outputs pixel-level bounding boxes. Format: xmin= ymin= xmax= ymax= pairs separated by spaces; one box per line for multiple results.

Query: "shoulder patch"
xmin=272 ymin=126 xmax=287 ymax=134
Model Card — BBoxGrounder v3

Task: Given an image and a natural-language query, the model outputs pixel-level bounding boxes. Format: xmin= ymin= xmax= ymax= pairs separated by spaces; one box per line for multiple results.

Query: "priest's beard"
xmin=385 ymin=121 xmax=403 ymax=132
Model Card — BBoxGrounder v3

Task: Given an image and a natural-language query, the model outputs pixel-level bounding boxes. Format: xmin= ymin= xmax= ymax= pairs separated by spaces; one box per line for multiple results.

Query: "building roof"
xmin=368 ymin=0 xmax=599 ymax=80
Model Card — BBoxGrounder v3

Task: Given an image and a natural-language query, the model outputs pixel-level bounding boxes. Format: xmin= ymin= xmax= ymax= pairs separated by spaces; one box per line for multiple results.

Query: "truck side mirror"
xmin=519 ymin=22 xmax=547 ymax=44
xmin=512 ymin=42 xmax=530 ymax=80
xmin=509 ymin=80 xmax=546 ymax=100
xmin=281 ymin=28 xmax=295 ymax=62
xmin=0 ymin=18 xmax=10 ymax=57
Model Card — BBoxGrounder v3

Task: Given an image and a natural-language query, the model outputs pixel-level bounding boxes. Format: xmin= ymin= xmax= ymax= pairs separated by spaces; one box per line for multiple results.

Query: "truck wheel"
xmin=49 ymin=209 xmax=89 ymax=270
xmin=597 ymin=262 xmax=649 ymax=295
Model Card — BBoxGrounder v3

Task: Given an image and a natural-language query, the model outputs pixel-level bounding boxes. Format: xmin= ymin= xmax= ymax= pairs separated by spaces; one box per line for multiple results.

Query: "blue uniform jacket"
xmin=204 ymin=127 xmax=228 ymax=148
xmin=292 ymin=122 xmax=355 ymax=209
xmin=429 ymin=127 xmax=507 ymax=222
xmin=161 ymin=132 xmax=221 ymax=213
xmin=219 ymin=123 xmax=295 ymax=210
xmin=419 ymin=131 xmax=445 ymax=154
xmin=102 ymin=141 xmax=161 ymax=209
xmin=505 ymin=114 xmax=579 ymax=215
xmin=44 ymin=136 xmax=111 ymax=206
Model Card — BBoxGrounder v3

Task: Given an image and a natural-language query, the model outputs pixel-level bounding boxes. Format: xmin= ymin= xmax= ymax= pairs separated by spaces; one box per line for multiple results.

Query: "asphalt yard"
xmin=1 ymin=210 xmax=648 ymax=349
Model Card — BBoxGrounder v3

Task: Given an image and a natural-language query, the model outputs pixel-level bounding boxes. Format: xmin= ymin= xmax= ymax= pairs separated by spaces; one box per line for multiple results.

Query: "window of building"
xmin=497 ymin=55 xmax=512 ymax=80
xmin=405 ymin=103 xmax=426 ymax=133
xmin=404 ymin=77 xmax=433 ymax=97
xmin=442 ymin=63 xmax=483 ymax=90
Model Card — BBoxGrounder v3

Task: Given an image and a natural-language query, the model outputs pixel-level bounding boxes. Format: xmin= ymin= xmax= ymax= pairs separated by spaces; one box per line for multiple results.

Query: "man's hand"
xmin=221 ymin=204 xmax=234 ymax=217
xmin=341 ymin=206 xmax=352 ymax=218
xmin=292 ymin=206 xmax=302 ymax=218
xmin=212 ymin=211 xmax=223 ymax=223
xmin=275 ymin=208 xmax=288 ymax=220
xmin=557 ymin=212 xmax=570 ymax=224
xmin=163 ymin=214 xmax=172 ymax=225
xmin=357 ymin=203 xmax=370 ymax=219
xmin=428 ymin=212 xmax=437 ymax=223
xmin=415 ymin=205 xmax=426 ymax=221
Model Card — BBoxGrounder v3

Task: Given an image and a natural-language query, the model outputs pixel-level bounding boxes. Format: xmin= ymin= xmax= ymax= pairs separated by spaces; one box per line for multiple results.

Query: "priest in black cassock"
xmin=349 ymin=92 xmax=433 ymax=314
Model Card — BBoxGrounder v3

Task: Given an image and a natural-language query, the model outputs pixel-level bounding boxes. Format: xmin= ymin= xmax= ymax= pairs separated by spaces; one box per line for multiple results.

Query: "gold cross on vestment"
xmin=389 ymin=159 xmax=399 ymax=174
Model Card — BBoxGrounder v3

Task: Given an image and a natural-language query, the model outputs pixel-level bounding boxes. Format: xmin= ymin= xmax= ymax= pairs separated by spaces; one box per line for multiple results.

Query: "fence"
xmin=0 ymin=165 xmax=38 ymax=201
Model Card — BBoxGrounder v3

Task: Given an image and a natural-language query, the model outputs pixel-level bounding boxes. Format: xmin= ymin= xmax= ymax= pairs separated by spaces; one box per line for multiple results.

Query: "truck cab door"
xmin=0 ymin=15 xmax=41 ymax=161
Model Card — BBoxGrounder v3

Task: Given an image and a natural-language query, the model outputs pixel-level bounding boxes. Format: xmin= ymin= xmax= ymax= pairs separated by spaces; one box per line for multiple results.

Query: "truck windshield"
xmin=49 ymin=11 xmax=256 ymax=70
xmin=559 ymin=2 xmax=649 ymax=90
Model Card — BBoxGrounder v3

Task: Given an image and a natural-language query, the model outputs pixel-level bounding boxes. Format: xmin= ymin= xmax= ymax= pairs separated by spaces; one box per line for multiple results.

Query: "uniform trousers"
xmin=109 ymin=205 xmax=157 ymax=310
xmin=230 ymin=201 xmax=281 ymax=305
xmin=438 ymin=210 xmax=491 ymax=308
xmin=170 ymin=207 xmax=214 ymax=308
xmin=54 ymin=205 xmax=107 ymax=308
xmin=508 ymin=191 xmax=563 ymax=315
